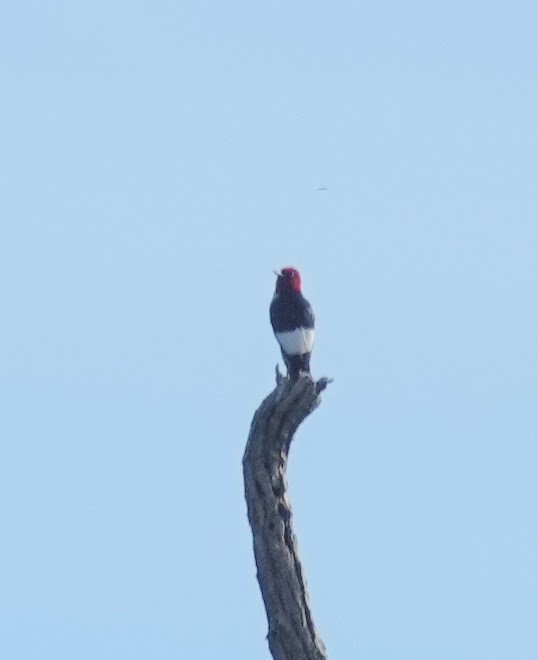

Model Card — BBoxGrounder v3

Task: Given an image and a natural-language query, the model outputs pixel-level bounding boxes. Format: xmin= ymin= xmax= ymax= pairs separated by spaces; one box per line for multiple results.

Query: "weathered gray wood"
xmin=243 ymin=374 xmax=331 ymax=660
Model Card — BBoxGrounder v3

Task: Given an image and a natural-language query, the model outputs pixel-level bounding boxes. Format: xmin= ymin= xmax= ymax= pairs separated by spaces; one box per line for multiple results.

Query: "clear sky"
xmin=1 ymin=1 xmax=537 ymax=658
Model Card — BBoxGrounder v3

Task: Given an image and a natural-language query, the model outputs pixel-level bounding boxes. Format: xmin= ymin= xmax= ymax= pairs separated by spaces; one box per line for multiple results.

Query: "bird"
xmin=270 ymin=267 xmax=315 ymax=379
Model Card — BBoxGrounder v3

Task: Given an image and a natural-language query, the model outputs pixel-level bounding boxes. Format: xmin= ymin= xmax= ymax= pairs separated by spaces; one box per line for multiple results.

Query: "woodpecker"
xmin=270 ymin=267 xmax=315 ymax=378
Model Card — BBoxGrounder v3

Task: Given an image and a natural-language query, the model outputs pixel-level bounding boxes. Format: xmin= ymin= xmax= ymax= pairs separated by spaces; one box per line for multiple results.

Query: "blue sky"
xmin=1 ymin=1 xmax=537 ymax=658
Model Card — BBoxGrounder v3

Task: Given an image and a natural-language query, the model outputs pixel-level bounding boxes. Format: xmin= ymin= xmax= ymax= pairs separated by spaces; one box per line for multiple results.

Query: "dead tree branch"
xmin=243 ymin=374 xmax=331 ymax=660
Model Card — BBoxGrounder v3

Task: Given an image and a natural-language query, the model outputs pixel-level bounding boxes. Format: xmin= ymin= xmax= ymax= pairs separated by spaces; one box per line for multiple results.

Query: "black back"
xmin=270 ymin=290 xmax=315 ymax=332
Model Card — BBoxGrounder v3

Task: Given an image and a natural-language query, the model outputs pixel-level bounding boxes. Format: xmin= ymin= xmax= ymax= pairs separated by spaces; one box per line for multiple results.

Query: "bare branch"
xmin=243 ymin=375 xmax=330 ymax=660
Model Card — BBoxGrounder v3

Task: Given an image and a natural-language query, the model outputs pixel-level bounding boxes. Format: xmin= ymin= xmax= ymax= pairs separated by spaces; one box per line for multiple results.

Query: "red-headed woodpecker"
xmin=270 ymin=267 xmax=315 ymax=378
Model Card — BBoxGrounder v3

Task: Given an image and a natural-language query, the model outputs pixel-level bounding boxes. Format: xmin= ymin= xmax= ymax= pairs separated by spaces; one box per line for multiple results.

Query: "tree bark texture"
xmin=243 ymin=374 xmax=330 ymax=660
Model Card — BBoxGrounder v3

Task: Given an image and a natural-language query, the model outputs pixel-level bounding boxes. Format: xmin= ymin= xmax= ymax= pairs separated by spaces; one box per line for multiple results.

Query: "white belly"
xmin=275 ymin=328 xmax=315 ymax=355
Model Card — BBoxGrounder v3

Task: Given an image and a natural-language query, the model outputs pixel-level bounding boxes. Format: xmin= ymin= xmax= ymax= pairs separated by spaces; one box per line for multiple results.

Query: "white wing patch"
xmin=275 ymin=328 xmax=315 ymax=355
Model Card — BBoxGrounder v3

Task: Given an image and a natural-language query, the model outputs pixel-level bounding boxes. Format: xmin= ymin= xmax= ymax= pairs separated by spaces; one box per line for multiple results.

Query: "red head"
xmin=275 ymin=267 xmax=302 ymax=293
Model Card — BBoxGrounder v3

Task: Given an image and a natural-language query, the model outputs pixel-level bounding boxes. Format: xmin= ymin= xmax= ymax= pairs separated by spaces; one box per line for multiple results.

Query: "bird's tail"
xmin=284 ymin=352 xmax=311 ymax=379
